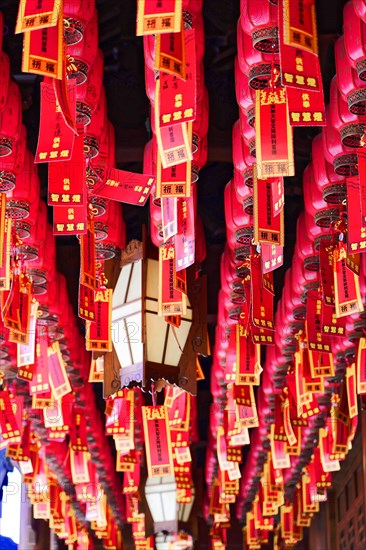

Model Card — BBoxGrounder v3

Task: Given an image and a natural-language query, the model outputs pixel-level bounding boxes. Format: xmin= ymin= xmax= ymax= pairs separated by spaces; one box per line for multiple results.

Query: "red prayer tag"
xmin=175 ymin=197 xmax=195 ymax=271
xmin=16 ymin=0 xmax=60 ymax=32
xmin=261 ymin=243 xmax=284 ymax=273
xmin=357 ymin=149 xmax=366 ymax=224
xmin=48 ymin=131 xmax=85 ymax=204
xmin=155 ymin=26 xmax=186 ymax=78
xmin=80 ymin=216 xmax=96 ymax=289
xmin=282 ymin=0 xmax=318 ymax=54
xmin=158 ymin=243 xmax=185 ymax=315
xmin=319 ymin=241 xmax=335 ymax=306
xmin=22 ymin=10 xmax=64 ymax=79
xmin=48 ymin=342 xmax=72 ymax=399
xmin=333 ymin=244 xmax=363 ymax=317
xmin=255 ymin=88 xmax=295 ymax=179
xmin=0 ymin=218 xmax=11 ymax=291
xmin=136 ymin=0 xmax=182 ymax=35
xmin=142 ymin=405 xmax=174 ymax=478
xmin=53 ymin=77 xmax=78 ymax=134
xmin=250 ymin=254 xmax=275 ymax=342
xmin=17 ymin=300 xmax=38 ymax=366
xmin=253 ymin=171 xmax=284 ymax=246
xmin=159 ymin=29 xmax=196 ymax=127
xmin=346 ymin=363 xmax=358 ymax=419
xmin=287 ymin=86 xmax=326 ymax=126
xmin=236 ymin=324 xmax=261 ymax=385
xmin=78 ymin=283 xmax=95 ymax=322
xmin=271 ymin=177 xmax=284 ymax=216
xmin=91 ymin=167 xmax=154 ymax=206
xmin=156 ymin=155 xmax=191 ymax=198
xmin=161 ymin=197 xmax=178 ymax=242
xmin=53 ymin=203 xmax=87 ymax=235
xmin=346 ymin=176 xmax=366 ymax=254
xmin=357 ymin=338 xmax=366 ymax=394
xmin=0 ymin=389 xmax=21 ymax=446
xmin=36 ymin=79 xmax=75 ymax=163
xmin=86 ymin=288 xmax=113 ymax=352
xmin=70 ymin=406 xmax=89 ymax=452
xmin=306 ymin=289 xmax=331 ymax=353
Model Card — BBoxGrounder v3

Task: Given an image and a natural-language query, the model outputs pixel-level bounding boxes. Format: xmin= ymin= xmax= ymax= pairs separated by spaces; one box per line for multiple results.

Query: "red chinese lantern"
xmin=84 ymin=87 xmax=108 ymax=159
xmin=344 ymin=1 xmax=366 ymax=81
xmin=27 ymin=224 xmax=57 ymax=293
xmin=0 ymin=80 xmax=22 ymax=157
xmin=235 ymin=58 xmax=255 ymax=126
xmin=224 ymin=178 xmax=253 ymax=257
xmin=95 ymin=201 xmax=126 ymax=260
xmin=87 ymin=122 xmax=115 ymax=217
xmin=237 ymin=22 xmax=280 ymax=90
xmin=311 ymin=134 xmax=346 ymax=205
xmin=290 ymin=248 xmax=319 ymax=300
xmin=63 ymin=0 xmax=95 ymax=45
xmin=67 ymin=9 xmax=98 ymax=85
xmin=220 ymin=246 xmax=245 ymax=303
xmin=329 ymin=77 xmax=364 ymax=148
xmin=240 ymin=0 xmax=279 ymax=53
xmin=0 ymin=124 xmax=27 ymax=192
xmin=303 ymin=163 xmax=341 ymax=228
xmin=239 ymin=107 xmax=256 ymax=160
xmin=37 ymin=273 xmax=67 ymax=326
xmin=6 ymin=150 xmax=40 ymax=220
xmin=18 ymin=200 xmax=48 ymax=263
xmin=335 ymin=36 xmax=366 ymax=115
xmin=322 ymin=106 xmax=358 ymax=177
xmin=76 ymin=49 xmax=104 ymax=126
xmin=293 ymin=212 xmax=320 ymax=272
xmin=95 ymin=202 xmax=126 ymax=260
xmin=192 ymin=132 xmax=208 ymax=182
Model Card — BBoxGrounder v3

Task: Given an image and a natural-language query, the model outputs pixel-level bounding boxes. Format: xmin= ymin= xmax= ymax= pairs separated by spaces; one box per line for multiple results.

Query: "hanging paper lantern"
xmin=18 ymin=200 xmax=48 ymax=263
xmin=235 ymin=58 xmax=255 ymax=126
xmin=311 ymin=134 xmax=346 ymax=205
xmin=93 ymin=198 xmax=118 ymax=241
xmin=237 ymin=22 xmax=280 ymax=90
xmin=344 ymin=1 xmax=366 ymax=81
xmin=303 ymin=163 xmax=341 ymax=228
xmin=240 ymin=0 xmax=279 ymax=53
xmin=63 ymin=0 xmax=96 ymax=45
xmin=67 ymin=9 xmax=99 ymax=85
xmin=84 ymin=88 xmax=108 ymax=159
xmin=220 ymin=246 xmax=245 ymax=304
xmin=335 ymin=36 xmax=366 ymax=115
xmin=0 ymin=124 xmax=27 ymax=192
xmin=239 ymin=107 xmax=256 ymax=160
xmin=6 ymin=150 xmax=40 ymax=220
xmin=27 ymin=224 xmax=57 ymax=293
xmin=95 ymin=207 xmax=126 ymax=260
xmin=36 ymin=272 xmax=67 ymax=326
xmin=76 ymin=49 xmax=104 ymax=126
xmin=0 ymin=80 xmax=22 ymax=157
xmin=224 ymin=178 xmax=253 ymax=257
xmin=322 ymin=106 xmax=358 ymax=177
xmin=293 ymin=212 xmax=320 ymax=272
xmin=329 ymin=77 xmax=364 ymax=148
xmin=87 ymin=121 xmax=115 ymax=216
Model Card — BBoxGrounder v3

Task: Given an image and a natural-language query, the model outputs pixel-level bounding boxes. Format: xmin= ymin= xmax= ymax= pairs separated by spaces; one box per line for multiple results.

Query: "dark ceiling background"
xmin=1 ymin=0 xmax=348 ymax=547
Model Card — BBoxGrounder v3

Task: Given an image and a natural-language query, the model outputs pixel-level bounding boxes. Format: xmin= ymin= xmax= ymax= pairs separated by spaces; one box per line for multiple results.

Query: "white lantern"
xmin=145 ymin=475 xmax=178 ymax=534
